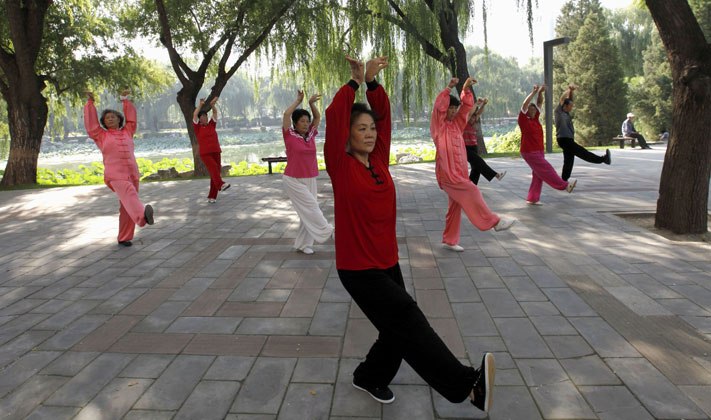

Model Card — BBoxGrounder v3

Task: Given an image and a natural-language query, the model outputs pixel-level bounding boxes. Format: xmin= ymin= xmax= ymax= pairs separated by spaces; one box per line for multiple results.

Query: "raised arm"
xmin=193 ymin=98 xmax=204 ymax=123
xmin=120 ymin=89 xmax=137 ymax=137
xmin=210 ymin=97 xmax=219 ymax=121
xmin=308 ymin=93 xmax=322 ymax=129
xmin=474 ymin=98 xmax=487 ymax=122
xmin=325 ymin=56 xmax=363 ymax=175
xmin=431 ymin=77 xmax=458 ymax=140
xmin=468 ymin=98 xmax=483 ymax=120
xmin=453 ymin=77 xmax=477 ymax=130
xmin=536 ymin=85 xmax=546 ymax=108
xmin=522 ymin=85 xmax=539 ymax=112
xmin=283 ymin=90 xmax=304 ymax=131
xmin=82 ymin=91 xmax=104 ymax=142
xmin=560 ymin=84 xmax=577 ymax=105
xmin=365 ymin=56 xmax=390 ymax=166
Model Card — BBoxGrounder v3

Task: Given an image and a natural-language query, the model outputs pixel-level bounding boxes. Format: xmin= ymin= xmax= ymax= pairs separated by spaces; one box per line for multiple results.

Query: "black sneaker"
xmin=352 ymin=378 xmax=395 ymax=404
xmin=118 ymin=241 xmax=132 ymax=247
xmin=144 ymin=204 xmax=154 ymax=225
xmin=604 ymin=149 xmax=611 ymax=165
xmin=470 ymin=353 xmax=495 ymax=412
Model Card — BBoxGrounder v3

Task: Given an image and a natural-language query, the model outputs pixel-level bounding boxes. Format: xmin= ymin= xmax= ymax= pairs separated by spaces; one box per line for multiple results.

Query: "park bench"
xmin=261 ymin=156 xmax=287 ymax=174
xmin=612 ymin=136 xmax=636 ymax=149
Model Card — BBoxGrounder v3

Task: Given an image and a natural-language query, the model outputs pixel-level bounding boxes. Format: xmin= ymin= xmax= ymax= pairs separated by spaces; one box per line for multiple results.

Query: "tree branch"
xmin=188 ymin=7 xmax=208 ymax=54
xmin=154 ymin=0 xmax=194 ymax=85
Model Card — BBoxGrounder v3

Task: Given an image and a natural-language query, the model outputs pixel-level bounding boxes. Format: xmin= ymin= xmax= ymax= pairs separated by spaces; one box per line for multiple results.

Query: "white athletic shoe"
xmin=525 ymin=201 xmax=543 ymax=206
xmin=566 ymin=179 xmax=577 ymax=193
xmin=442 ymin=243 xmax=465 ymax=252
xmin=206 ymin=198 xmax=217 ymax=203
xmin=494 ymin=218 xmax=516 ymax=232
xmin=299 ymin=247 xmax=314 ymax=255
xmin=496 ymin=171 xmax=507 ymax=181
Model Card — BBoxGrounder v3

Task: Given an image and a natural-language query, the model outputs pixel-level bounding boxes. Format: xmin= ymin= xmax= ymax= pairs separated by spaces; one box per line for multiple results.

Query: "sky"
xmin=467 ymin=0 xmax=636 ymax=65
xmin=134 ymin=0 xmax=637 ymax=70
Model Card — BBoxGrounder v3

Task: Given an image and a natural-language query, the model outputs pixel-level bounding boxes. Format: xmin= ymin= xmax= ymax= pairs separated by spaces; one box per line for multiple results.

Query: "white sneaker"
xmin=525 ymin=201 xmax=543 ymax=206
xmin=206 ymin=198 xmax=216 ymax=203
xmin=442 ymin=243 xmax=464 ymax=252
xmin=220 ymin=183 xmax=231 ymax=192
xmin=566 ymin=179 xmax=577 ymax=193
xmin=494 ymin=218 xmax=516 ymax=232
xmin=299 ymin=247 xmax=314 ymax=255
xmin=496 ymin=171 xmax=507 ymax=181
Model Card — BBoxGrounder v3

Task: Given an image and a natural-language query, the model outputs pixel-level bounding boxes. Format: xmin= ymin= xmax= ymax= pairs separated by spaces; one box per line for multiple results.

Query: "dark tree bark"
xmin=0 ymin=0 xmax=52 ymax=186
xmin=646 ymin=0 xmax=711 ymax=234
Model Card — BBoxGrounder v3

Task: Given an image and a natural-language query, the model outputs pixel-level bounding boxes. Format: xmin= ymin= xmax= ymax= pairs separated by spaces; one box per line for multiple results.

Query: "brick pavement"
xmin=1 ymin=146 xmax=710 ymax=419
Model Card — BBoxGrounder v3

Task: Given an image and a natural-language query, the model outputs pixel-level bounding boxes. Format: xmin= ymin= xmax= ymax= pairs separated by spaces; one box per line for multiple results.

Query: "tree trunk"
xmin=1 ymin=86 xmax=47 ymax=186
xmin=176 ymin=88 xmax=208 ymax=176
xmin=646 ymin=0 xmax=711 ymax=234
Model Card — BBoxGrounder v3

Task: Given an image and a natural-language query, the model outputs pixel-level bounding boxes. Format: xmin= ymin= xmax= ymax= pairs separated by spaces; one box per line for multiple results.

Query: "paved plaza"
xmin=0 ymin=146 xmax=710 ymax=420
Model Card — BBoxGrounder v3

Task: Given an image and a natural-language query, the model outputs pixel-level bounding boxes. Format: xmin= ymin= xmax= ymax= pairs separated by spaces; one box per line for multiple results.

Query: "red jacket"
xmin=325 ymin=81 xmax=398 ymax=270
xmin=193 ymin=118 xmax=222 ymax=155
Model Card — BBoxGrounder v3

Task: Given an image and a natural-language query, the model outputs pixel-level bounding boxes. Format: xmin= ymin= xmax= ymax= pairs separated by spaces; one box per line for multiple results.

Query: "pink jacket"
xmin=430 ymin=89 xmax=474 ymax=187
xmin=84 ymin=99 xmax=140 ymax=181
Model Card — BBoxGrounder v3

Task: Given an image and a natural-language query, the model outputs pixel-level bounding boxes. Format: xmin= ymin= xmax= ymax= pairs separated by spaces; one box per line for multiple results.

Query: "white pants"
xmin=283 ymin=175 xmax=334 ymax=250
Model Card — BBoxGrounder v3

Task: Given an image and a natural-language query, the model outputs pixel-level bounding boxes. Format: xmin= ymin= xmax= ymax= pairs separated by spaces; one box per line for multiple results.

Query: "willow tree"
xmin=645 ymin=0 xmax=711 ymax=234
xmin=123 ymin=0 xmax=332 ymax=176
xmin=0 ymin=1 xmax=167 ymax=186
xmin=321 ymin=0 xmax=536 ymax=155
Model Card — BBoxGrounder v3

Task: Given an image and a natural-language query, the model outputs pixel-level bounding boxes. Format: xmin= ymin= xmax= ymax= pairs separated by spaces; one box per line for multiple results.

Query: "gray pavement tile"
xmin=84 ymin=276 xmax=135 ymax=300
xmin=0 ymin=330 xmax=54 ymax=368
xmin=292 ymin=358 xmax=338 ymax=384
xmin=543 ymin=335 xmax=594 ymax=359
xmin=529 ymin=381 xmax=597 ymax=419
xmin=579 ymin=385 xmax=654 ymax=420
xmin=30 ymin=299 xmax=73 ymax=314
xmin=0 ymin=298 xmax=46 ymax=316
xmin=90 ymin=287 xmax=148 ymax=314
xmin=452 ymin=303 xmax=498 ymax=336
xmin=169 ymin=277 xmax=215 ymax=301
xmin=276 ymin=383 xmax=332 ymax=420
xmin=443 ymin=277 xmax=481 ymax=303
xmin=437 ymin=257 xmax=470 ymax=278
xmin=231 ymin=357 xmax=296 ymax=414
xmin=495 ymin=369 xmax=525 ymax=386
xmin=74 ymin=377 xmax=152 ymax=420
xmin=542 ymin=287 xmax=598 ymax=317
xmin=0 ymin=350 xmax=61 ymax=398
xmin=120 ymin=354 xmax=175 ymax=378
xmin=604 ymin=286 xmax=674 ymax=316
xmin=236 ymin=317 xmax=310 ymax=335
xmin=560 ymin=355 xmax=620 ymax=385
xmin=309 ymin=302 xmax=349 ymax=336
xmin=24 ymin=406 xmax=80 ymax=420
xmin=0 ymin=375 xmax=68 ymax=420
xmin=123 ymin=410 xmax=176 ymax=420
xmin=502 ymin=276 xmax=548 ymax=302
xmin=228 ymin=277 xmax=271 ymax=302
xmin=488 ymin=257 xmax=526 ymax=277
xmin=0 ymin=313 xmax=51 ymax=345
xmin=320 ymin=276 xmax=351 ymax=302
xmin=520 ymin=301 xmax=560 ymax=316
xmin=459 ymin=249 xmax=491 ymax=267
xmin=38 ymin=314 xmax=109 ymax=350
xmin=462 ymin=336 xmax=508 ymax=357
xmin=467 ymin=266 xmax=504 ymax=289
xmin=530 ymin=315 xmax=577 ymax=336
xmin=382 ymin=385 xmax=434 ymax=419
xmin=487 ymin=386 xmax=542 ymax=420
xmin=40 ymin=351 xmax=100 ymax=376
xmin=391 ymin=360 xmax=427 ymax=385
xmin=523 ymin=266 xmax=566 ymax=288
xmin=621 ymin=273 xmax=682 ymax=299
xmin=45 ymin=352 xmax=135 ymax=406
xmin=516 ymin=359 xmax=568 ymax=386
xmin=480 ymin=289 xmax=525 ymax=317
xmin=132 ymin=301 xmax=191 ymax=333
xmin=682 ymin=316 xmax=711 ymax=333
xmin=657 ymin=298 xmax=711 ymax=316
xmin=166 ymin=316 xmax=241 ymax=334
xmin=134 ymin=354 xmax=214 ymax=410
xmin=175 ymin=380 xmax=241 ymax=420
xmin=495 ymin=318 xmax=553 ymax=358
xmin=197 ymin=258 xmax=234 ymax=278
xmin=329 ymin=381 xmax=381 ymax=418
xmin=204 ymin=356 xmax=256 ymax=381
xmin=679 ymin=385 xmax=711 ymax=418
xmin=606 ymin=357 xmax=707 ymax=419
xmin=672 ymin=285 xmax=711 ymax=312
xmin=34 ymin=300 xmax=100 ymax=330
xmin=569 ymin=317 xmax=641 ymax=358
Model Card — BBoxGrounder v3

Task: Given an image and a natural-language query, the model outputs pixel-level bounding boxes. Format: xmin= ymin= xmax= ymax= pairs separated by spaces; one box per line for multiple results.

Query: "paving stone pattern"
xmin=1 ymin=147 xmax=711 ymax=419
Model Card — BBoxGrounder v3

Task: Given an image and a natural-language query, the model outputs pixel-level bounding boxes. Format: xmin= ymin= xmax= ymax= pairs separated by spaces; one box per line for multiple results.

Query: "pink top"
xmin=84 ymin=99 xmax=140 ymax=181
xmin=462 ymin=119 xmax=477 ymax=146
xmin=283 ymin=124 xmax=319 ymax=178
xmin=430 ymin=89 xmax=474 ymax=187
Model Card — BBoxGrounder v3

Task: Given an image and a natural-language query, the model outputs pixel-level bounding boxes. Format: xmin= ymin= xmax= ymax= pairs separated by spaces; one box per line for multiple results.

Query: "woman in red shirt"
xmin=192 ymin=97 xmax=230 ymax=203
xmin=462 ymin=97 xmax=506 ymax=185
xmin=325 ymin=56 xmax=495 ymax=414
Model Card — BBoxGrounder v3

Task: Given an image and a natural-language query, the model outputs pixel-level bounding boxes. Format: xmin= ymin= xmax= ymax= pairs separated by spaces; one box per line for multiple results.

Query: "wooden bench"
xmin=261 ymin=156 xmax=287 ymax=174
xmin=612 ymin=136 xmax=636 ymax=149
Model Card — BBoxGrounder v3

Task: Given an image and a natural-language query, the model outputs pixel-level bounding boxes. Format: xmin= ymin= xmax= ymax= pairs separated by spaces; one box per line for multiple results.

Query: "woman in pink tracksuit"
xmin=430 ymin=78 xmax=515 ymax=252
xmin=84 ymin=89 xmax=154 ymax=247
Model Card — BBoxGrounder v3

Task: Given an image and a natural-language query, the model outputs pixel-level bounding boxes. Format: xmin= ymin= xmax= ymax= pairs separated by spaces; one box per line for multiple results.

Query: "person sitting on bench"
xmin=622 ymin=113 xmax=651 ymax=149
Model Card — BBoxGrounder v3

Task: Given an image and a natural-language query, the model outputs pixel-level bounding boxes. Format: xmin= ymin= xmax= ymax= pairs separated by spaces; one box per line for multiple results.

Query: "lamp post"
xmin=543 ymin=37 xmax=570 ymax=152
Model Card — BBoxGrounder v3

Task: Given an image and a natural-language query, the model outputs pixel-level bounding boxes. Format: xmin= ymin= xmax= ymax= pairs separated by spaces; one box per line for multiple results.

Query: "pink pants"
xmin=441 ymin=181 xmax=500 ymax=245
xmin=521 ymin=151 xmax=569 ymax=203
xmin=107 ymin=179 xmax=146 ymax=242
xmin=200 ymin=152 xmax=224 ymax=199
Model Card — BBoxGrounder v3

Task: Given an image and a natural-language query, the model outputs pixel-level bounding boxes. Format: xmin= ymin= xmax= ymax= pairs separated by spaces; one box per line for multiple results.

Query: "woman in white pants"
xmin=282 ymin=90 xmax=334 ymax=254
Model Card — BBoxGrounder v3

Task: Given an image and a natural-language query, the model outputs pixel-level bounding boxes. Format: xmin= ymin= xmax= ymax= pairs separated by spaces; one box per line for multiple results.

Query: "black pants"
xmin=629 ymin=133 xmax=650 ymax=148
xmin=465 ymin=146 xmax=497 ymax=185
xmin=338 ymin=263 xmax=476 ymax=403
xmin=557 ymin=137 xmax=605 ymax=181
